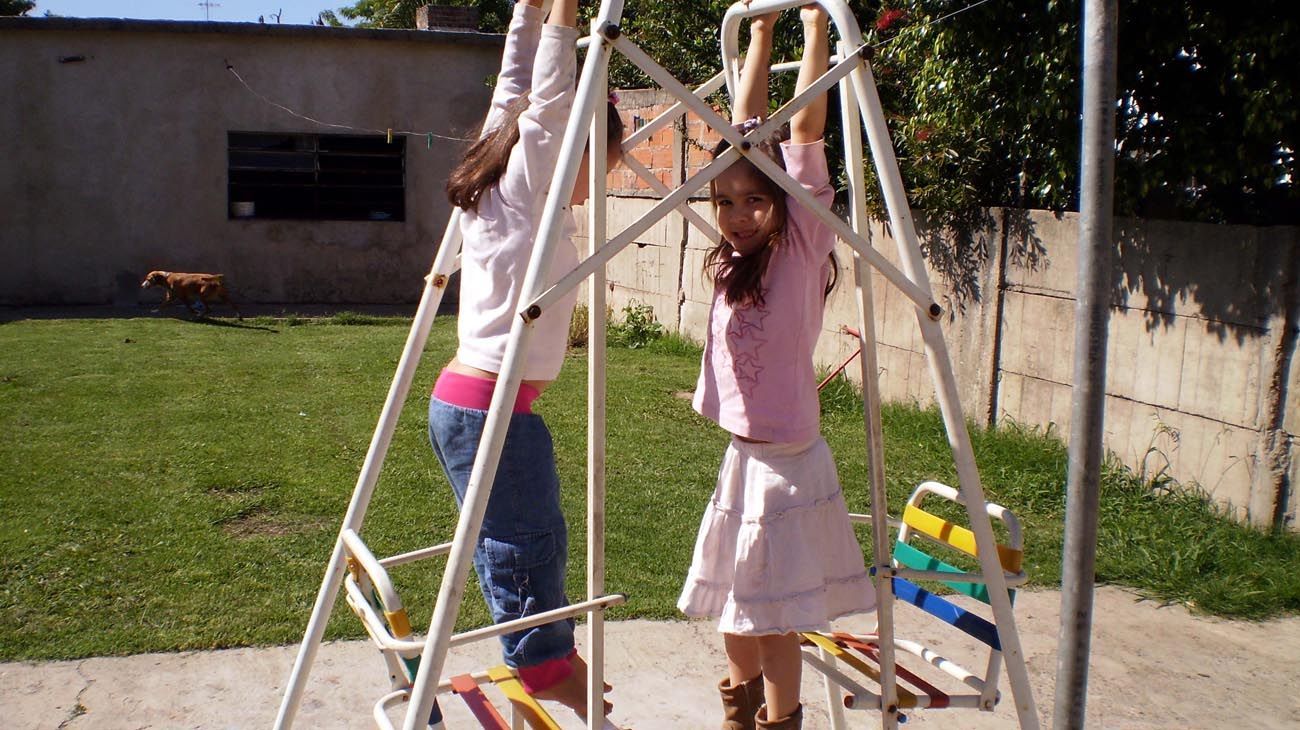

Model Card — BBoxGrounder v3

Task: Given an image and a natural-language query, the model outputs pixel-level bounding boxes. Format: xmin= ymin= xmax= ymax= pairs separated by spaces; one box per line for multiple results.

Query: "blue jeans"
xmin=427 ymin=397 xmax=574 ymax=669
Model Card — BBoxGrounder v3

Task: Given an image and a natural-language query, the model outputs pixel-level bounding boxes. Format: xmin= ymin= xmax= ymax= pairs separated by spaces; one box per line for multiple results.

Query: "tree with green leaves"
xmin=335 ymin=1 xmax=1295 ymax=227
xmin=333 ymin=0 xmax=511 ymax=30
xmin=866 ymin=0 xmax=1296 ymax=227
xmin=1 ymin=0 xmax=36 ymax=16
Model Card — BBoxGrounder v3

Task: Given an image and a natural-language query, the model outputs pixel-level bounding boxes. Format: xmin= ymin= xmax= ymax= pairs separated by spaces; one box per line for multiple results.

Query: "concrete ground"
xmin=3 ymin=587 xmax=1298 ymax=729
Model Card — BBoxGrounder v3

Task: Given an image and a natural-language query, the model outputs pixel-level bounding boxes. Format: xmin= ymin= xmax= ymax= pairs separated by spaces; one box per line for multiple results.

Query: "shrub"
xmin=609 ymin=302 xmax=664 ymax=349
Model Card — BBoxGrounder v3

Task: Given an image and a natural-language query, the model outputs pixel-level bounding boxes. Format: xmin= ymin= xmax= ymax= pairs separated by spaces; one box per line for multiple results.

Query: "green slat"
xmin=894 ymin=540 xmax=992 ymax=604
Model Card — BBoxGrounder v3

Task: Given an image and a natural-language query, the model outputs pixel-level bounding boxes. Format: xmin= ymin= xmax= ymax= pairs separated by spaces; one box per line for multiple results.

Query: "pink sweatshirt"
xmin=693 ymin=140 xmax=837 ymax=444
xmin=455 ymin=3 xmax=580 ymax=381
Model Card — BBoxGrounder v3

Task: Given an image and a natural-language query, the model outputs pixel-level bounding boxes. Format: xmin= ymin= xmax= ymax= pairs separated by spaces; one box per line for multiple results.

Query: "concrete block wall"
xmin=840 ymin=212 xmax=1296 ymax=529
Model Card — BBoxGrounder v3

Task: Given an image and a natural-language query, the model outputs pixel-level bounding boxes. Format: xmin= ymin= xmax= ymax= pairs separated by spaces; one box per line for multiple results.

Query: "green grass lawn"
xmin=0 ymin=313 xmax=1296 ymax=662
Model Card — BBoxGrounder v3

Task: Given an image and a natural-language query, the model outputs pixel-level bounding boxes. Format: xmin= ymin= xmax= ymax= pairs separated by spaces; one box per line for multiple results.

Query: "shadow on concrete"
xmin=1111 ymin=219 xmax=1297 ymax=344
xmin=917 ymin=206 xmax=1296 ymax=347
xmin=914 ymin=208 xmax=1045 ymax=319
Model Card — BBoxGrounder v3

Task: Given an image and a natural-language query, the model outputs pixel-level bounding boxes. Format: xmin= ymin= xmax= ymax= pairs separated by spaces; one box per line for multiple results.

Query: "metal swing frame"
xmin=273 ymin=2 xmax=1040 ymax=728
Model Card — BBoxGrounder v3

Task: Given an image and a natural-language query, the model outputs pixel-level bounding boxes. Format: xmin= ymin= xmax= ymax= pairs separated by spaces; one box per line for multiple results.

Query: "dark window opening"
xmin=227 ymin=132 xmax=405 ymax=221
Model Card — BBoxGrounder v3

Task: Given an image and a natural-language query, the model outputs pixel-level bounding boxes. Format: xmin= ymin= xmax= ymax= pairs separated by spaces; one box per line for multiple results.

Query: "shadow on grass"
xmin=185 ymin=316 xmax=278 ymax=333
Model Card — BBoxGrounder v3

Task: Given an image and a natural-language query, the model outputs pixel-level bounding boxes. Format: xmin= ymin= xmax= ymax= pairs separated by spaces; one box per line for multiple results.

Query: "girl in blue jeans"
xmin=427 ymin=0 xmax=622 ymax=719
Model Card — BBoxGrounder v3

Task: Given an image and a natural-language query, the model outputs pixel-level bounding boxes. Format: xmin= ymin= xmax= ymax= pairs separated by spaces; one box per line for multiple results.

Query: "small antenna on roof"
xmin=198 ymin=1 xmax=221 ymax=21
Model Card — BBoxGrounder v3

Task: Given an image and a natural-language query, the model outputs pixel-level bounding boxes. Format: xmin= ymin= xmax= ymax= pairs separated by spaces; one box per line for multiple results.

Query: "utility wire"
xmin=872 ymin=0 xmax=999 ymax=49
xmin=225 ymin=61 xmax=473 ymax=145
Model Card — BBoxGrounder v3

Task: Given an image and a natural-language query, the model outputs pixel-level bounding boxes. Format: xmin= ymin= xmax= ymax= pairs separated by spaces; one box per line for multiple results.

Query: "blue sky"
xmin=32 ymin=0 xmax=351 ymax=25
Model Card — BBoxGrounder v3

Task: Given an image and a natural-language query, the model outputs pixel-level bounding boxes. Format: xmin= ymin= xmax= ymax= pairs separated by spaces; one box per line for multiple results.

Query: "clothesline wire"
xmin=225 ymin=61 xmax=474 ymax=144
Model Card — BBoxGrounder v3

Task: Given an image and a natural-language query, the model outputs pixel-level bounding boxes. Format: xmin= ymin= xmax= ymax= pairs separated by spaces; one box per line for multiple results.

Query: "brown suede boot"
xmin=718 ymin=675 xmax=764 ymax=730
xmin=755 ymin=703 xmax=803 ymax=729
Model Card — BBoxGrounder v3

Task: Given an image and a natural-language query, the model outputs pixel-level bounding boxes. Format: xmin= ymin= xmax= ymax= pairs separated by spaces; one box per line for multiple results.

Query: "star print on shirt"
xmin=728 ymin=304 xmax=767 ymax=339
xmin=732 ymin=353 xmax=765 ymax=391
xmin=725 ymin=301 xmax=770 ymax=398
xmin=729 ymin=325 xmax=765 ymax=364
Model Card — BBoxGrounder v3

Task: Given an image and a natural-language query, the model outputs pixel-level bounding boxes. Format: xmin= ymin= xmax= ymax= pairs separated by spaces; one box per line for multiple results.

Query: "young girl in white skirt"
xmin=678 ymin=6 xmax=876 ymax=729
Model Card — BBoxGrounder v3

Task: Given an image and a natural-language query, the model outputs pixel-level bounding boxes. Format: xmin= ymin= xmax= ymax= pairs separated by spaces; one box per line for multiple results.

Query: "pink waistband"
xmin=433 ymin=369 xmax=540 ymax=414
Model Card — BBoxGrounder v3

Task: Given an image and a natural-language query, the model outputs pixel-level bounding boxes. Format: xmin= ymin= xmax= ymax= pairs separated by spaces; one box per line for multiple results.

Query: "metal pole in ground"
xmin=1054 ymin=0 xmax=1117 ymax=727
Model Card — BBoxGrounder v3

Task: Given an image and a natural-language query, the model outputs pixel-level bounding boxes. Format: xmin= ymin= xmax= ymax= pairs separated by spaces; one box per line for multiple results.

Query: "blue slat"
xmin=892 ymin=578 xmax=1001 ymax=650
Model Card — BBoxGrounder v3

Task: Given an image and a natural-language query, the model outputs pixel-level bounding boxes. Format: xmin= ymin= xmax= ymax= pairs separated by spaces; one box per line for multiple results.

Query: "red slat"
xmin=451 ymin=674 xmax=510 ymax=729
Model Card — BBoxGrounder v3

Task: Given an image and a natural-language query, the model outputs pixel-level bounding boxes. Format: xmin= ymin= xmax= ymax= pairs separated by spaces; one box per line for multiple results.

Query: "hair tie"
xmin=736 ymin=117 xmax=762 ymax=134
xmin=608 ymin=91 xmax=620 ymax=106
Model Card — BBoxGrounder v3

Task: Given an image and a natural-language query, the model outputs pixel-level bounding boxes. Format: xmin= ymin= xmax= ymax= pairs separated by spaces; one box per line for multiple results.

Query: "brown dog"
xmin=141 ymin=270 xmax=242 ymax=319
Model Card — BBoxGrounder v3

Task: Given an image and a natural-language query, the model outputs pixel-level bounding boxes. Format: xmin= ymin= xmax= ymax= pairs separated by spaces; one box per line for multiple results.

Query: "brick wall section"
xmin=416 ymin=5 xmax=480 ymax=31
xmin=606 ymin=88 xmax=723 ymax=197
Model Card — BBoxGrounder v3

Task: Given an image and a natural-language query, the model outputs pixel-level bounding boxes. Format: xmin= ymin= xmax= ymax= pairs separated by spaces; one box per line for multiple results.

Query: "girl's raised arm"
xmin=733 ymin=11 xmax=779 ymax=123
xmin=492 ymin=0 xmax=579 ymax=204
xmin=546 ymin=0 xmax=577 ymax=29
xmin=487 ymin=0 xmax=546 ymax=130
xmin=790 ymin=4 xmax=829 ymax=144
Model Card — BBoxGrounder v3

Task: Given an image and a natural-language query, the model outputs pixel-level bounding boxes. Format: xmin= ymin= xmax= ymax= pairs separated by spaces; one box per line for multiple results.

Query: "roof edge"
xmin=0 ymin=16 xmax=504 ymax=46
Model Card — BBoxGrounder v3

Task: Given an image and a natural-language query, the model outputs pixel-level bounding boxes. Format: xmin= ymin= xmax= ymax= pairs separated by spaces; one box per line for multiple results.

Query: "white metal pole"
xmin=1054 ymin=0 xmax=1118 ymax=727
xmin=835 ymin=42 xmax=899 ymax=730
xmin=839 ymin=12 xmax=1041 ymax=730
xmin=274 ymin=214 xmax=463 ymax=730
xmin=586 ymin=26 xmax=611 ymax=724
xmin=400 ymin=9 xmax=622 ymax=728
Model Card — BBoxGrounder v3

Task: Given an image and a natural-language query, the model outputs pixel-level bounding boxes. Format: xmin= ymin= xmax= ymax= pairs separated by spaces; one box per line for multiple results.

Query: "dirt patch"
xmin=216 ymin=506 xmax=325 ymax=539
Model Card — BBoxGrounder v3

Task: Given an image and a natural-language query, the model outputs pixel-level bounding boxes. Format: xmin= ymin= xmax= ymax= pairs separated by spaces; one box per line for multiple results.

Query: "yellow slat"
xmin=801 ymin=633 xmax=917 ymax=708
xmin=384 ymin=608 xmax=412 ymax=639
xmin=902 ymin=504 xmax=1023 ymax=573
xmin=486 ymin=665 xmax=562 ymax=730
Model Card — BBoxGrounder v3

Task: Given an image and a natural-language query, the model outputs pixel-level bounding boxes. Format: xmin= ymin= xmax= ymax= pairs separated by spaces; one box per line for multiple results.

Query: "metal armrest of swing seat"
xmin=848 ymin=511 xmax=903 ymax=531
xmin=342 ymin=575 xmax=427 ymax=656
xmin=339 ymin=529 xmax=426 ymax=658
xmin=372 ymin=687 xmax=446 ymax=730
xmin=906 ymin=481 xmax=1024 ymax=558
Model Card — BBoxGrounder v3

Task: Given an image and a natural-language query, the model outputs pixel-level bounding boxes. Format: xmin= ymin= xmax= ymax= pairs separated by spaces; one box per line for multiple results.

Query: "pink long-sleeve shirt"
xmin=455 ymin=4 xmax=580 ymax=381
xmin=693 ymin=140 xmax=837 ymax=444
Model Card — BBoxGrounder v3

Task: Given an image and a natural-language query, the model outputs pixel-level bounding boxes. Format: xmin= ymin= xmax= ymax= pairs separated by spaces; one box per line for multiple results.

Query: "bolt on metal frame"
xmin=273 ymin=1 xmax=1039 ymax=728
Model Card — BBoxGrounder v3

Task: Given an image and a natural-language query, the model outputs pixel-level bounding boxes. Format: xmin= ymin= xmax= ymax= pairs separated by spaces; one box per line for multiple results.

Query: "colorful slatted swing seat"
xmin=799 ymin=480 xmax=1028 ymax=721
xmin=339 ymin=528 xmax=567 ymax=730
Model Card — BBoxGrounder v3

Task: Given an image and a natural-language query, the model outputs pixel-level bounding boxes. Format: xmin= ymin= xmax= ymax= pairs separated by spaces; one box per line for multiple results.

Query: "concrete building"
xmin=0 ymin=16 xmax=503 ymax=305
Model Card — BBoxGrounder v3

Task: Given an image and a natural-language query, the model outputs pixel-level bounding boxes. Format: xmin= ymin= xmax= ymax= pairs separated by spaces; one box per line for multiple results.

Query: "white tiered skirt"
xmin=678 ymin=436 xmax=877 ymax=635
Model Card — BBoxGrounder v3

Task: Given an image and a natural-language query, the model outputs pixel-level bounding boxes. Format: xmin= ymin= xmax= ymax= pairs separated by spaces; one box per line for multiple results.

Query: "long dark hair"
xmin=446 ymin=98 xmax=625 ymax=211
xmin=704 ymin=132 xmax=839 ymax=307
xmin=704 ymin=134 xmax=788 ymax=308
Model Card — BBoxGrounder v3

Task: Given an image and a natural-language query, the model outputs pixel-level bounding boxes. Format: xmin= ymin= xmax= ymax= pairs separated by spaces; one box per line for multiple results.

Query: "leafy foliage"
xmin=608 ymin=301 xmax=665 ymax=349
xmin=337 ymin=0 xmax=1296 ymax=228
xmin=1113 ymin=3 xmax=1298 ymax=224
xmin=0 ymin=0 xmax=35 ymax=17
xmin=336 ymin=0 xmax=511 ymax=30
